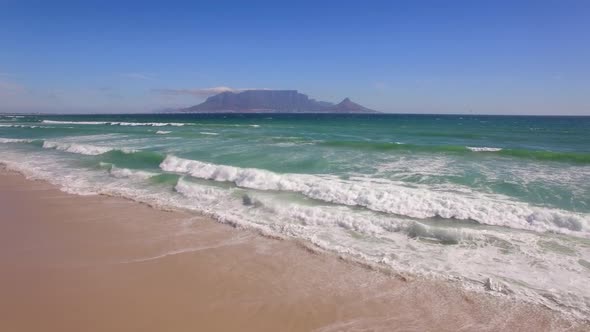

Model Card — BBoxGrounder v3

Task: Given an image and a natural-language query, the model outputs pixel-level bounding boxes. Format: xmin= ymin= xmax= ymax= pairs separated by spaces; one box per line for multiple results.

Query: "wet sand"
xmin=0 ymin=168 xmax=583 ymax=331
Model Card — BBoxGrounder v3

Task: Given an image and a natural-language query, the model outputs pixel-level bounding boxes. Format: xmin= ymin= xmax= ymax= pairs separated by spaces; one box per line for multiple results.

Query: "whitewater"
xmin=1 ymin=113 xmax=589 ymax=321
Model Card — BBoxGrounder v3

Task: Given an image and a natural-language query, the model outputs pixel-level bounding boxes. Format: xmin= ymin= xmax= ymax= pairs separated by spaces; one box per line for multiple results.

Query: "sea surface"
xmin=1 ymin=113 xmax=589 ymax=320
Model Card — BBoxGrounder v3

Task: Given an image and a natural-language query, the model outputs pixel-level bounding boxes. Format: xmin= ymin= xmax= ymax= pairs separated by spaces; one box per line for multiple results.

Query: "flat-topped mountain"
xmin=181 ymin=90 xmax=378 ymax=113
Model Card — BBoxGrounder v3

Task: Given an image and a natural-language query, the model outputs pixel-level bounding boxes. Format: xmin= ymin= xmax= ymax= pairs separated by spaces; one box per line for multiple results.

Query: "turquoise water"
xmin=1 ymin=113 xmax=590 ymax=319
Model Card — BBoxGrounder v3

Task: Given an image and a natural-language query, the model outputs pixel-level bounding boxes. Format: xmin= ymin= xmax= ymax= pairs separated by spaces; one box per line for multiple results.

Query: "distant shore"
xmin=0 ymin=167 xmax=582 ymax=331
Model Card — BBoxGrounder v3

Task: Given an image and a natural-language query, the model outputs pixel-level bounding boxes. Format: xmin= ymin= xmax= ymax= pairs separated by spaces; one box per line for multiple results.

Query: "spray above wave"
xmin=160 ymin=155 xmax=590 ymax=237
xmin=41 ymin=120 xmax=186 ymax=127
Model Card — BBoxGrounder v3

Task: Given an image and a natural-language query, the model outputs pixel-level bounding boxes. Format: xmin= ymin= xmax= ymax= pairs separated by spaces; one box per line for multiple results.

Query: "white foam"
xmin=0 ymin=137 xmax=35 ymax=143
xmin=2 ymin=149 xmax=589 ymax=320
xmin=42 ymin=120 xmax=186 ymax=127
xmin=42 ymin=141 xmax=135 ymax=155
xmin=42 ymin=120 xmax=108 ymax=125
xmin=122 ymin=237 xmax=250 ymax=264
xmin=116 ymin=122 xmax=185 ymax=127
xmin=109 ymin=166 xmax=157 ymax=180
xmin=0 ymin=124 xmax=39 ymax=128
xmin=175 ymin=178 xmax=233 ymax=206
xmin=199 ymin=132 xmax=219 ymax=135
xmin=0 ymin=124 xmax=49 ymax=128
xmin=467 ymin=146 xmax=503 ymax=152
xmin=155 ymin=130 xmax=171 ymax=135
xmin=273 ymin=142 xmax=299 ymax=147
xmin=170 ymin=180 xmax=590 ymax=320
xmin=160 ymin=155 xmax=590 ymax=237
xmin=0 ymin=152 xmax=100 ymax=196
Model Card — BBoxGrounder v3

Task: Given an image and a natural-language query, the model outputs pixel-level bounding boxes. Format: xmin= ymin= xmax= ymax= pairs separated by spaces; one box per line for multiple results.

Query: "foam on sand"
xmin=2 ymin=170 xmax=578 ymax=331
xmin=1 ymin=150 xmax=589 ymax=320
xmin=170 ymin=179 xmax=590 ymax=320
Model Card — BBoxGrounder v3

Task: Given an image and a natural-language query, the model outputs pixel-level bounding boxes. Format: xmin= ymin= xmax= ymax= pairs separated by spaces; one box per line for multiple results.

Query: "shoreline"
xmin=0 ymin=167 xmax=584 ymax=331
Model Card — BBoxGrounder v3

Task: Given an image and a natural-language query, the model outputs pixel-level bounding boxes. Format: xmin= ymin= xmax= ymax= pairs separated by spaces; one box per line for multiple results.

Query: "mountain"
xmin=324 ymin=98 xmax=378 ymax=113
xmin=180 ymin=90 xmax=378 ymax=113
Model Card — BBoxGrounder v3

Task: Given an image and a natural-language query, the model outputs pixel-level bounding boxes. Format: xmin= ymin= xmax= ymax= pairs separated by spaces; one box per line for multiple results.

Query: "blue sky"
xmin=1 ymin=0 xmax=589 ymax=114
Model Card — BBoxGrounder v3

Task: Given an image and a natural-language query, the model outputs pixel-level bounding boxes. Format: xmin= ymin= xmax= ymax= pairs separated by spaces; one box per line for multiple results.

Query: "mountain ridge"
xmin=180 ymin=90 xmax=378 ymax=113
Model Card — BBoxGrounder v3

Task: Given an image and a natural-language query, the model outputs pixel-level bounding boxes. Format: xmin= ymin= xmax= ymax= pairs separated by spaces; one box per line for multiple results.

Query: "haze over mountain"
xmin=181 ymin=90 xmax=378 ymax=113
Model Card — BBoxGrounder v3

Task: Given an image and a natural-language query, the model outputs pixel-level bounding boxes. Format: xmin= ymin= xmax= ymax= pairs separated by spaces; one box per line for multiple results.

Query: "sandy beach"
xmin=0 ymin=167 xmax=583 ymax=331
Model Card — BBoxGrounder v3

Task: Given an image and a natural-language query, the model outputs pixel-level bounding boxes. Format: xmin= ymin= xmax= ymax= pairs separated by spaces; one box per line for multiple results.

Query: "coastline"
xmin=0 ymin=167 xmax=583 ymax=331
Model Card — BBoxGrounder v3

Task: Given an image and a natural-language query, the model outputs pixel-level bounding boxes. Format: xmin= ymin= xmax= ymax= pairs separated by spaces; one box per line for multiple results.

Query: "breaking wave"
xmin=42 ymin=120 xmax=186 ymax=127
xmin=108 ymin=165 xmax=158 ymax=180
xmin=160 ymin=155 xmax=590 ymax=237
xmin=467 ymin=146 xmax=503 ymax=152
xmin=0 ymin=137 xmax=37 ymax=143
xmin=42 ymin=141 xmax=137 ymax=156
xmin=1 ymin=146 xmax=589 ymax=320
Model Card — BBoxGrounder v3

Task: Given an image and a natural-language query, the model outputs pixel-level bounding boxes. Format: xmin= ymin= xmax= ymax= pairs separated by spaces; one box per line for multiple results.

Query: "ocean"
xmin=1 ymin=113 xmax=589 ymax=320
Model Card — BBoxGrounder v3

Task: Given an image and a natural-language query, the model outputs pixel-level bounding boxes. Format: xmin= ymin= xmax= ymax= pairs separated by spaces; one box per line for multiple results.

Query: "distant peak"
xmin=329 ymin=97 xmax=378 ymax=113
xmin=181 ymin=89 xmax=379 ymax=113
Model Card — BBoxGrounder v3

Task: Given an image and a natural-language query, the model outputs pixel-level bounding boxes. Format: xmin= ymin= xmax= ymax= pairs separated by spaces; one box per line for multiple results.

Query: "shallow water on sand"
xmin=1 ymin=113 xmax=589 ymax=320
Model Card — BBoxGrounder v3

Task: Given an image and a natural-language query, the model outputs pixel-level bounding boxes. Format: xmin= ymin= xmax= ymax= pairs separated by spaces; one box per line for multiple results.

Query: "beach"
xmin=0 ymin=167 xmax=583 ymax=331
xmin=4 ymin=0 xmax=590 ymax=329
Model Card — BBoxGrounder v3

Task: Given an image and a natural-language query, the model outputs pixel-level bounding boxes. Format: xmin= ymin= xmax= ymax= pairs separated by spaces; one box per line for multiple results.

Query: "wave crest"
xmin=467 ymin=146 xmax=503 ymax=152
xmin=42 ymin=141 xmax=136 ymax=156
xmin=42 ymin=120 xmax=186 ymax=127
xmin=160 ymin=155 xmax=590 ymax=237
xmin=109 ymin=165 xmax=158 ymax=180
xmin=0 ymin=138 xmax=36 ymax=143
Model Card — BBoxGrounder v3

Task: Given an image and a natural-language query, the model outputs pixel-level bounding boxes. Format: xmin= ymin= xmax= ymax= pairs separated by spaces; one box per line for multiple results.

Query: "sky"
xmin=0 ymin=0 xmax=589 ymax=115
